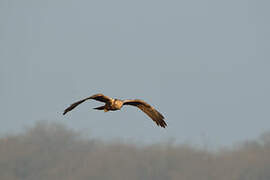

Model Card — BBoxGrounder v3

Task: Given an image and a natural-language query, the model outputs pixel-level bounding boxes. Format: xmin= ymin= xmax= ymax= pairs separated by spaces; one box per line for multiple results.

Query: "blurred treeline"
xmin=1 ymin=121 xmax=270 ymax=180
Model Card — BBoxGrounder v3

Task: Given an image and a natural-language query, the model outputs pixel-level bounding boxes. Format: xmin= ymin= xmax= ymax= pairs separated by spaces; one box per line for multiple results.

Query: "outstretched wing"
xmin=63 ymin=93 xmax=112 ymax=115
xmin=123 ymin=99 xmax=167 ymax=128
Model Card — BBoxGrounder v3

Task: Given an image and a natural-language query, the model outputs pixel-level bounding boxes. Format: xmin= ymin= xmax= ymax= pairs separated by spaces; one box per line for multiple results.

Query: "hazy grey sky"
xmin=1 ymin=0 xmax=269 ymax=148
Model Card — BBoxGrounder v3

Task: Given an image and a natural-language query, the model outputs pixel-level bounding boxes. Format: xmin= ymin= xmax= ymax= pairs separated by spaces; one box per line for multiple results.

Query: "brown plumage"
xmin=63 ymin=93 xmax=167 ymax=128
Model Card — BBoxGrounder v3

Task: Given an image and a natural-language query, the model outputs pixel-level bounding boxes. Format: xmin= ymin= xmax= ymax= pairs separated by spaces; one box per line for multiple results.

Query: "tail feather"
xmin=93 ymin=105 xmax=105 ymax=110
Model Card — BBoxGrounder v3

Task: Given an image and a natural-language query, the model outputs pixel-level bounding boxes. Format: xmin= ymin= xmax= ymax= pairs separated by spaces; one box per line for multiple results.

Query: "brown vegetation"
xmin=1 ymin=121 xmax=270 ymax=180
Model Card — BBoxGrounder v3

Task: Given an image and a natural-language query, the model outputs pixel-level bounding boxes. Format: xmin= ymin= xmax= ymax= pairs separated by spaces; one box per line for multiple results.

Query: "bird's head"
xmin=114 ymin=99 xmax=123 ymax=109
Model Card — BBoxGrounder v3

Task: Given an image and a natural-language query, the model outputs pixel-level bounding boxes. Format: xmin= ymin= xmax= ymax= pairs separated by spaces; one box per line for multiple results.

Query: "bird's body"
xmin=63 ymin=93 xmax=167 ymax=128
xmin=106 ymin=99 xmax=124 ymax=111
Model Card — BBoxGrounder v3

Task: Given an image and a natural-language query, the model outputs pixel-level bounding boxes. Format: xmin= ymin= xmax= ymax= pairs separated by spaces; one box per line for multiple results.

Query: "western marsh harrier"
xmin=63 ymin=93 xmax=167 ymax=128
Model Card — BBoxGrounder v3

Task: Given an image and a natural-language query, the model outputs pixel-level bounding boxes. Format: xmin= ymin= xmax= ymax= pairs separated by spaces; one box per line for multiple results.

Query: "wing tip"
xmin=158 ymin=120 xmax=167 ymax=128
xmin=154 ymin=111 xmax=167 ymax=128
xmin=63 ymin=109 xmax=69 ymax=115
xmin=154 ymin=115 xmax=167 ymax=128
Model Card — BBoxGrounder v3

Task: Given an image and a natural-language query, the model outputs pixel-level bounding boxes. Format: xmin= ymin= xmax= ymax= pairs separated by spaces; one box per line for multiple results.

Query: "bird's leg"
xmin=104 ymin=109 xmax=108 ymax=112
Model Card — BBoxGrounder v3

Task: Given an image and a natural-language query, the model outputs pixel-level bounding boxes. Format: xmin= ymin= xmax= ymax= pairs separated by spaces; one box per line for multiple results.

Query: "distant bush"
xmin=1 ymin=121 xmax=270 ymax=180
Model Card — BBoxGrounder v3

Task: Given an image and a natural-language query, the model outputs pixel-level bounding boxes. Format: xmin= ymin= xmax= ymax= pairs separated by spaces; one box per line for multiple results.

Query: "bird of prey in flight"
xmin=63 ymin=93 xmax=167 ymax=128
